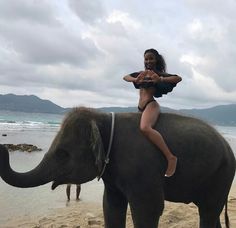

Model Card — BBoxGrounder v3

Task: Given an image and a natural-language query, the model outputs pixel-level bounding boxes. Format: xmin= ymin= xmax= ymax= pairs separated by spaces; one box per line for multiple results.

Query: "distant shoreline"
xmin=0 ymin=94 xmax=236 ymax=125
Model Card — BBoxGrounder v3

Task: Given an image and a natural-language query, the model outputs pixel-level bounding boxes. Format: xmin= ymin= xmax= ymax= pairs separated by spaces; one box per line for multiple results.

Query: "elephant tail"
xmin=225 ymin=200 xmax=230 ymax=228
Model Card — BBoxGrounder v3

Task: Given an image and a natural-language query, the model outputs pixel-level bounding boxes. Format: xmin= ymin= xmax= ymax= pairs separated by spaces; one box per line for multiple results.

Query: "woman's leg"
xmin=140 ymin=101 xmax=177 ymax=177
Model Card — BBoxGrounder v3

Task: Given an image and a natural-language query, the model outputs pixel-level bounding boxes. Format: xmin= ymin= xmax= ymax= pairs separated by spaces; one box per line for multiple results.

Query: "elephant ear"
xmin=90 ymin=120 xmax=105 ymax=174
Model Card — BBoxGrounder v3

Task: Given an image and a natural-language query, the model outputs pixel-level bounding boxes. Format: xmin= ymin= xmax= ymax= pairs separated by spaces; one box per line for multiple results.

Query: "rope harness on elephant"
xmin=97 ymin=112 xmax=115 ymax=181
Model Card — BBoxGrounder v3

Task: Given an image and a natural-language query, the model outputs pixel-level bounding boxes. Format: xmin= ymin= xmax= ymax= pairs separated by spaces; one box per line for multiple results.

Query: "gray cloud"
xmin=180 ymin=14 xmax=236 ymax=92
xmin=68 ymin=0 xmax=106 ymax=24
xmin=183 ymin=0 xmax=236 ymax=19
xmin=0 ymin=0 xmax=235 ymax=109
xmin=0 ymin=0 xmax=59 ymax=25
xmin=0 ymin=21 xmax=101 ymax=66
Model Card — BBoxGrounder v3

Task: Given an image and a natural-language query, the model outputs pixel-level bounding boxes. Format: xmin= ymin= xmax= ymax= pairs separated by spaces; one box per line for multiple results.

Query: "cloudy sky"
xmin=0 ymin=0 xmax=235 ymax=109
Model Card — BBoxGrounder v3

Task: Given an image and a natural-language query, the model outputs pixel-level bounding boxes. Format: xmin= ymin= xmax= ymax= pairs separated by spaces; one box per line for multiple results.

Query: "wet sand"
xmin=3 ymin=184 xmax=236 ymax=228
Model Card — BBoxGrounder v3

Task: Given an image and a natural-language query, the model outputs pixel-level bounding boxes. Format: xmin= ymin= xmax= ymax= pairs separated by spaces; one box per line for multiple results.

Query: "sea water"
xmin=0 ymin=111 xmax=235 ymax=225
xmin=0 ymin=111 xmax=104 ymax=225
xmin=0 ymin=110 xmax=62 ymax=132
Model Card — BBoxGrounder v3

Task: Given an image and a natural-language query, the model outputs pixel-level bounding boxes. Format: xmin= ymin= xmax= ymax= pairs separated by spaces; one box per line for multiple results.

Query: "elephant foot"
xmin=165 ymin=156 xmax=177 ymax=177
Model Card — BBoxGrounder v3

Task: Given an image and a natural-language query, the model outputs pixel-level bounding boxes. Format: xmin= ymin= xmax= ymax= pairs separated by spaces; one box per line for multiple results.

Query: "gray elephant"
xmin=0 ymin=107 xmax=235 ymax=228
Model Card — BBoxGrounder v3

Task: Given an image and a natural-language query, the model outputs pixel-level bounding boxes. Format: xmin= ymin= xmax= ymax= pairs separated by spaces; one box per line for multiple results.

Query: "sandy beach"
xmin=2 ymin=183 xmax=236 ymax=228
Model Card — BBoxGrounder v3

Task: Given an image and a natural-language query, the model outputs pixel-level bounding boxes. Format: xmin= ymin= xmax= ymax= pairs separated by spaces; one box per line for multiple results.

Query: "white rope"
xmin=97 ymin=112 xmax=115 ymax=180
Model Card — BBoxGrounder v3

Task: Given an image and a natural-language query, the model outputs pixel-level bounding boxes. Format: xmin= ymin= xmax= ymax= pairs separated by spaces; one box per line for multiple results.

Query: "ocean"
xmin=0 ymin=110 xmax=62 ymax=132
xmin=0 ymin=111 xmax=104 ymax=225
xmin=0 ymin=111 xmax=235 ymax=226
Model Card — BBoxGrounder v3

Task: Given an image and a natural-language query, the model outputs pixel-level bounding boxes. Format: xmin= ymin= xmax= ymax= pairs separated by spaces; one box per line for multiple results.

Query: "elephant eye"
xmin=56 ymin=149 xmax=69 ymax=160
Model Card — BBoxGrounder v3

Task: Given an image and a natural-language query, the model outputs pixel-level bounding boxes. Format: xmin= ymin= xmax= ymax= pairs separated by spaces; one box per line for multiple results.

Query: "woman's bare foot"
xmin=165 ymin=156 xmax=177 ymax=177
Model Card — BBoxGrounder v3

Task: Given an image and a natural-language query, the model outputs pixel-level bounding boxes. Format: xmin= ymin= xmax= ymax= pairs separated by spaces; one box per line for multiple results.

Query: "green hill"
xmin=0 ymin=94 xmax=235 ymax=126
xmin=0 ymin=94 xmax=66 ymax=114
xmin=99 ymin=105 xmax=236 ymax=125
xmin=179 ymin=104 xmax=236 ymax=125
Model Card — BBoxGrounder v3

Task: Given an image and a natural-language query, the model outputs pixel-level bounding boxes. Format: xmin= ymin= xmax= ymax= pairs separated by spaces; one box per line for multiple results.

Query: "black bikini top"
xmin=130 ymin=71 xmax=178 ymax=98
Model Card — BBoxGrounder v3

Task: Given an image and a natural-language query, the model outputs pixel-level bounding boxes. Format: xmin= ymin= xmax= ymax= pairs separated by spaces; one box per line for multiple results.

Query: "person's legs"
xmin=140 ymin=101 xmax=177 ymax=177
xmin=66 ymin=184 xmax=71 ymax=201
xmin=76 ymin=185 xmax=81 ymax=201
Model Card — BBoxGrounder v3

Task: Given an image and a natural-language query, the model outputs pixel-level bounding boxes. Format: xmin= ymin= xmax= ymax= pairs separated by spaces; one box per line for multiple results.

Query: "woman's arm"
xmin=160 ymin=74 xmax=182 ymax=84
xmin=123 ymin=71 xmax=147 ymax=83
xmin=124 ymin=71 xmax=182 ymax=84
xmin=149 ymin=70 xmax=182 ymax=84
xmin=123 ymin=74 xmax=137 ymax=82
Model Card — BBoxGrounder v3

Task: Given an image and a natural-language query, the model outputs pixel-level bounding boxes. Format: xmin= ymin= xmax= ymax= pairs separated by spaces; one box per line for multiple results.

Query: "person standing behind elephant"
xmin=66 ymin=184 xmax=81 ymax=201
xmin=123 ymin=48 xmax=182 ymax=177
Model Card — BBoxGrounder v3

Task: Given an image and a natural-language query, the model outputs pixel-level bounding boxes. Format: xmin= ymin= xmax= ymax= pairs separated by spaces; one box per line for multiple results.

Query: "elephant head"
xmin=0 ymin=107 xmax=108 ymax=189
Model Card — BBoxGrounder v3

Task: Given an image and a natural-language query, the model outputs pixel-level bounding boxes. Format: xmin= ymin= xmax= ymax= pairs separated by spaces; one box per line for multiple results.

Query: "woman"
xmin=123 ymin=48 xmax=182 ymax=177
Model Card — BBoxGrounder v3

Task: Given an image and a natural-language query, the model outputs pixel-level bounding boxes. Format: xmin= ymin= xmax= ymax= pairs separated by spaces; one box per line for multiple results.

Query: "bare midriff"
xmin=138 ymin=87 xmax=156 ymax=108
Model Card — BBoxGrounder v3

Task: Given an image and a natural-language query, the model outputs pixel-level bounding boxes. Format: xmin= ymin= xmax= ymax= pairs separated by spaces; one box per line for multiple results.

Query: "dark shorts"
xmin=138 ymin=99 xmax=156 ymax=112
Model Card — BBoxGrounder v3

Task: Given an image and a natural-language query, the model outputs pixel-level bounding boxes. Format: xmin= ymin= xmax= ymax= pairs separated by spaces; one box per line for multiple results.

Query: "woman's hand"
xmin=146 ymin=70 xmax=161 ymax=83
xmin=135 ymin=70 xmax=163 ymax=84
xmin=136 ymin=71 xmax=148 ymax=84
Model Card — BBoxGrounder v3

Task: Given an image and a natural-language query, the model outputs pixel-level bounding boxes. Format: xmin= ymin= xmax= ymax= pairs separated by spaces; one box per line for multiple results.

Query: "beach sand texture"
xmin=3 ymin=184 xmax=236 ymax=228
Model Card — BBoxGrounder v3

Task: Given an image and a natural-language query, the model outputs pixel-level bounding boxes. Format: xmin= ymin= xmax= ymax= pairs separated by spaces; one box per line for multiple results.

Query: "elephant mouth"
xmin=51 ymin=180 xmax=64 ymax=190
xmin=51 ymin=168 xmax=73 ymax=190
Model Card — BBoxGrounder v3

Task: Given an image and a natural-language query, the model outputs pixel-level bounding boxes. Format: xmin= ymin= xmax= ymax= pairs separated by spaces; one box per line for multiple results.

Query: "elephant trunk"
xmin=0 ymin=145 xmax=52 ymax=188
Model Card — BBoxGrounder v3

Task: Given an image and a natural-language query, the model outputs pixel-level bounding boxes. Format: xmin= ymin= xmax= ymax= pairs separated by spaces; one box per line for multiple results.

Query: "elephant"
xmin=0 ymin=107 xmax=235 ymax=228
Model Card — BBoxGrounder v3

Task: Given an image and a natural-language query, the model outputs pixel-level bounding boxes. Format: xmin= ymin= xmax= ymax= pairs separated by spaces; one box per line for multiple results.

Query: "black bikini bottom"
xmin=138 ymin=99 xmax=156 ymax=112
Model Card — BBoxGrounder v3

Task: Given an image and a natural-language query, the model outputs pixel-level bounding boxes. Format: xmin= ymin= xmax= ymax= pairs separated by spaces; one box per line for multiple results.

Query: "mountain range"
xmin=0 ymin=93 xmax=236 ymax=126
xmin=0 ymin=94 xmax=68 ymax=114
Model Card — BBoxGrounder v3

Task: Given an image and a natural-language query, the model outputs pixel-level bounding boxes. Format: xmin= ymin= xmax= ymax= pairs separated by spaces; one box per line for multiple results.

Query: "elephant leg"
xmin=196 ymin=170 xmax=231 ymax=228
xmin=199 ymin=215 xmax=220 ymax=228
xmin=103 ymin=184 xmax=128 ymax=228
xmin=129 ymin=200 xmax=162 ymax=228
xmin=128 ymin=189 xmax=164 ymax=228
xmin=216 ymin=218 xmax=222 ymax=228
xmin=198 ymin=207 xmax=221 ymax=228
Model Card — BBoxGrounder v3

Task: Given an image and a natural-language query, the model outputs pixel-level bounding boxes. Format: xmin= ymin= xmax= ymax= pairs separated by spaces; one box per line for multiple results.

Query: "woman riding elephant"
xmin=123 ymin=48 xmax=182 ymax=177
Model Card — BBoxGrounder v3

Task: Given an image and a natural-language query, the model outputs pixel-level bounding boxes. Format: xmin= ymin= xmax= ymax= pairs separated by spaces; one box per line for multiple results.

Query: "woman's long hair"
xmin=144 ymin=48 xmax=166 ymax=72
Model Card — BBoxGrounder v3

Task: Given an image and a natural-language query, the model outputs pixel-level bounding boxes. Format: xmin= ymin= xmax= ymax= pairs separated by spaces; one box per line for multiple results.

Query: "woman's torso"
xmin=138 ymin=87 xmax=156 ymax=107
